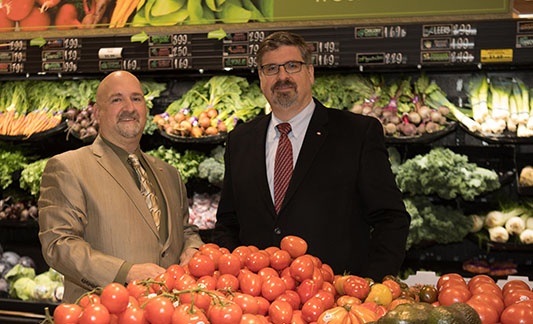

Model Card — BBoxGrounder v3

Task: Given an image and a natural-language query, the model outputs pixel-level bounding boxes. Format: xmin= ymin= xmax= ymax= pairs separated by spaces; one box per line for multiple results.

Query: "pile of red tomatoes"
xmin=47 ymin=235 xmax=533 ymax=324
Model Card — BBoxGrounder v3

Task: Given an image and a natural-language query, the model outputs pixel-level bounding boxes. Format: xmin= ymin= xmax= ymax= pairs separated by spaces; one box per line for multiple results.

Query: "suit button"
xmin=161 ymin=251 xmax=166 ymax=258
xmin=274 ymin=227 xmax=281 ymax=235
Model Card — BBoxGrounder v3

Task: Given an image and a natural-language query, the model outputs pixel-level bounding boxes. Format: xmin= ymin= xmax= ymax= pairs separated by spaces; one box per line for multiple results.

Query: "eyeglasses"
xmin=260 ymin=61 xmax=307 ymax=76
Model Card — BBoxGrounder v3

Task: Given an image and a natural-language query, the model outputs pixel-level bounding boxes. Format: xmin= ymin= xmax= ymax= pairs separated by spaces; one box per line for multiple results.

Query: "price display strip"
xmin=0 ymin=40 xmax=27 ymax=74
xmin=419 ymin=22 xmax=478 ymax=65
xmin=38 ymin=38 xmax=83 ymax=74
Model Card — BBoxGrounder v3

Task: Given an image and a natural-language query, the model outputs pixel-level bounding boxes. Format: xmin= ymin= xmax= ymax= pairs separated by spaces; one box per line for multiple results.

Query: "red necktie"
xmin=274 ymin=123 xmax=293 ymax=214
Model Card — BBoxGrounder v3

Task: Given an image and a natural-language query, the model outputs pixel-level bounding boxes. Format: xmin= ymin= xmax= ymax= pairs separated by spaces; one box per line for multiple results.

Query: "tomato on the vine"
xmin=78 ymin=303 xmax=110 ymax=324
xmin=166 ymin=264 xmax=186 ymax=280
xmin=126 ymin=280 xmax=151 ymax=300
xmin=171 ymin=303 xmax=209 ymax=324
xmin=143 ymin=296 xmax=175 ymax=324
xmin=151 ymin=272 xmax=175 ymax=294
xmin=100 ymin=282 xmax=129 ymax=314
xmin=79 ymin=294 xmax=101 ymax=308
xmin=116 ymin=305 xmax=146 ymax=324
xmin=208 ymin=301 xmax=243 ymax=324
xmin=53 ymin=303 xmax=83 ymax=324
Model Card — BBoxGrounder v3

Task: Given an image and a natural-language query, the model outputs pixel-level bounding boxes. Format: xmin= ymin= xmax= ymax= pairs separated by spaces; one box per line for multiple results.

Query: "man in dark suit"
xmin=213 ymin=31 xmax=410 ymax=280
xmin=38 ymin=71 xmax=203 ymax=302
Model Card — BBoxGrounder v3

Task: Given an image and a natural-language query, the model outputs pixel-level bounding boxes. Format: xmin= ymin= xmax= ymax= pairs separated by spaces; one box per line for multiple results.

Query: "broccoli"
xmin=198 ymin=146 xmax=225 ymax=187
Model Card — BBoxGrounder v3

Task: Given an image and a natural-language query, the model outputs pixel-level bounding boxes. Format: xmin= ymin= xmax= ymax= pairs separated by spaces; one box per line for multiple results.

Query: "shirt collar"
xmin=271 ymin=99 xmax=315 ymax=139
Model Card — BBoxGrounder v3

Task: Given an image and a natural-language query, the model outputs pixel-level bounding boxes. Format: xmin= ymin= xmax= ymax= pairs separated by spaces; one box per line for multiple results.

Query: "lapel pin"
xmin=316 ymin=132 xmax=322 ymax=135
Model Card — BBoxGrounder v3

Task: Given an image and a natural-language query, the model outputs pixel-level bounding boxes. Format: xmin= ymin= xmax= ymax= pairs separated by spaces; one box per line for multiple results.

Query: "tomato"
xmin=504 ymin=289 xmax=533 ymax=307
xmin=233 ymin=246 xmax=253 ymax=266
xmin=117 ymin=305 xmax=147 ymax=324
xmin=232 ymin=293 xmax=260 ymax=314
xmin=126 ymin=280 xmax=150 ymax=300
xmin=418 ymin=285 xmax=438 ymax=304
xmin=468 ymin=293 xmax=505 ymax=316
xmin=280 ymin=274 xmax=296 ymax=291
xmin=365 ymin=283 xmax=393 ymax=307
xmin=503 ymin=280 xmax=531 ymax=297
xmin=316 ymin=306 xmax=350 ymax=324
xmin=500 ymin=302 xmax=533 ymax=324
xmin=188 ymin=254 xmax=216 ymax=278
xmin=240 ymin=313 xmax=265 ymax=324
xmin=200 ymin=246 xmax=223 ymax=268
xmin=469 ymin=282 xmax=503 ymax=299
xmin=336 ymin=295 xmax=362 ymax=307
xmin=258 ymin=267 xmax=280 ymax=281
xmin=467 ymin=274 xmax=496 ymax=290
xmin=255 ymin=296 xmax=270 ymax=316
xmin=79 ymin=303 xmax=111 ymax=324
xmin=261 ymin=276 xmax=287 ymax=301
xmin=343 ymin=275 xmax=370 ymax=300
xmin=171 ymin=303 xmax=208 ymax=324
xmin=100 ymin=283 xmax=130 ymax=314
xmin=382 ymin=279 xmax=402 ymax=299
xmin=180 ymin=291 xmax=212 ymax=312
xmin=53 ymin=303 xmax=83 ymax=324
xmin=268 ymin=300 xmax=293 ymax=324
xmin=349 ymin=304 xmax=379 ymax=323
xmin=300 ymin=296 xmax=325 ymax=323
xmin=280 ymin=235 xmax=308 ymax=258
xmin=466 ymin=299 xmax=500 ymax=324
xmin=320 ymin=264 xmax=335 ymax=284
xmin=166 ymin=264 xmax=186 ymax=280
xmin=270 ymin=250 xmax=292 ymax=271
xmin=174 ymin=273 xmax=197 ymax=291
xmin=216 ymin=273 xmax=240 ymax=291
xmin=218 ymin=253 xmax=242 ymax=276
xmin=197 ymin=275 xmax=217 ymax=290
xmin=289 ymin=255 xmax=315 ymax=282
xmin=265 ymin=246 xmax=280 ymax=255
xmin=275 ymin=291 xmax=301 ymax=310
xmin=290 ymin=310 xmax=307 ymax=324
xmin=151 ymin=272 xmax=175 ymax=294
xmin=79 ymin=294 xmax=101 ymax=308
xmin=239 ymin=270 xmax=264 ymax=296
xmin=437 ymin=273 xmax=466 ymax=291
xmin=143 ymin=296 xmax=175 ymax=324
xmin=246 ymin=251 xmax=271 ymax=272
xmin=296 ymin=279 xmax=320 ymax=303
xmin=314 ymin=289 xmax=335 ymax=309
xmin=208 ymin=301 xmax=243 ymax=324
xmin=438 ymin=285 xmax=472 ymax=306
xmin=333 ymin=275 xmax=349 ymax=295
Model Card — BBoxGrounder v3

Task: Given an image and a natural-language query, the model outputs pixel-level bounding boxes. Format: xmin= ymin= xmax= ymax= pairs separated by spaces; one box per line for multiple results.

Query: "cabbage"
xmin=4 ymin=264 xmax=35 ymax=283
xmin=11 ymin=277 xmax=36 ymax=301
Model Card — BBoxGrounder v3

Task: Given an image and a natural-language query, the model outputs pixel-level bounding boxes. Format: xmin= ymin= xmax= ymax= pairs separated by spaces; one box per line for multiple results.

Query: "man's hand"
xmin=126 ymin=263 xmax=166 ymax=283
xmin=179 ymin=247 xmax=199 ymax=265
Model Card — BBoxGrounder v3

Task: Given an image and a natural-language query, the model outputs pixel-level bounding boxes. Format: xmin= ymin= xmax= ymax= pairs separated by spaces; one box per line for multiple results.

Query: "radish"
xmin=18 ymin=6 xmax=50 ymax=31
xmin=1 ymin=0 xmax=34 ymax=22
xmin=37 ymin=0 xmax=62 ymax=12
xmin=0 ymin=7 xmax=15 ymax=32
xmin=54 ymin=4 xmax=81 ymax=30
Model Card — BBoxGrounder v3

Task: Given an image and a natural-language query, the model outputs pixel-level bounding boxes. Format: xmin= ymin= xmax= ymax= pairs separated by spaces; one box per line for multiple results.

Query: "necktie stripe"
xmin=274 ymin=123 xmax=293 ymax=214
xmin=128 ymin=154 xmax=161 ymax=230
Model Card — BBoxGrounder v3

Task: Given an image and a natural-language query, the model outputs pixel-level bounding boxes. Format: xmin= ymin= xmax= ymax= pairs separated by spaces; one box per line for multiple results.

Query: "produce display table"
xmin=0 ymin=298 xmax=57 ymax=324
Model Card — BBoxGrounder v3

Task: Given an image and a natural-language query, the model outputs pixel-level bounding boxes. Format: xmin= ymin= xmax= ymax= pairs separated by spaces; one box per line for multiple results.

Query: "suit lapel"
xmin=91 ymin=137 xmax=160 ymax=237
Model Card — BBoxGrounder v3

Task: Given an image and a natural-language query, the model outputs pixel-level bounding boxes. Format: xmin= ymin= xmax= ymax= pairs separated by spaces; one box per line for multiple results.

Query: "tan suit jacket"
xmin=38 ymin=136 xmax=203 ymax=302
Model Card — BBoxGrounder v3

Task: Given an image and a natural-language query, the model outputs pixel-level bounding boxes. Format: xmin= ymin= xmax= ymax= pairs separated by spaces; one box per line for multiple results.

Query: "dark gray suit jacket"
xmin=214 ymin=99 xmax=410 ymax=280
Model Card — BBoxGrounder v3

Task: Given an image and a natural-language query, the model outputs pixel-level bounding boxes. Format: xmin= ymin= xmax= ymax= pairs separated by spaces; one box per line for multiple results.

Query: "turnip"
xmin=418 ymin=105 xmax=431 ymax=120
xmin=350 ymin=103 xmax=363 ymax=114
xmin=384 ymin=123 xmax=397 ymax=135
xmin=425 ymin=121 xmax=441 ymax=133
xmin=408 ymin=111 xmax=422 ymax=125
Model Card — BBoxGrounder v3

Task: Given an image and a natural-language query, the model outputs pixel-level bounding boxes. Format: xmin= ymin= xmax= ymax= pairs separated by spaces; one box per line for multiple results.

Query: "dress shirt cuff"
xmin=115 ymin=261 xmax=133 ymax=285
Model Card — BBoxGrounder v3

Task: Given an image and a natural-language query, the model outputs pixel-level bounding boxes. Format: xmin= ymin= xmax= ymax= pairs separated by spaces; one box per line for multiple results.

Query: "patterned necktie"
xmin=128 ymin=154 xmax=161 ymax=230
xmin=274 ymin=123 xmax=293 ymax=214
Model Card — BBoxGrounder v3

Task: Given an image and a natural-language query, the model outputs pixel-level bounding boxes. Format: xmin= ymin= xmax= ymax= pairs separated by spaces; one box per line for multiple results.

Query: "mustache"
xmin=118 ymin=111 xmax=140 ymax=121
xmin=272 ymin=80 xmax=296 ymax=91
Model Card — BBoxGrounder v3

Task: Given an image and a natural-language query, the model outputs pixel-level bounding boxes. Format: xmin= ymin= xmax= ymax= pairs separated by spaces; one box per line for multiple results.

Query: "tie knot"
xmin=128 ymin=154 xmax=141 ymax=167
xmin=276 ymin=123 xmax=292 ymax=135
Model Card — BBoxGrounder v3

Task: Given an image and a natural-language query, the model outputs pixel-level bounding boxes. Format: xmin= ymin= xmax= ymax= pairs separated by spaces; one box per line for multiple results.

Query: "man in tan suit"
xmin=38 ymin=70 xmax=203 ymax=303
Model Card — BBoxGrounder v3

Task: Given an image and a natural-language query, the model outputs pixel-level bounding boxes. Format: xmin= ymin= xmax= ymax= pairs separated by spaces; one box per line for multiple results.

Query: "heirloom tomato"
xmin=343 ymin=275 xmax=370 ymax=300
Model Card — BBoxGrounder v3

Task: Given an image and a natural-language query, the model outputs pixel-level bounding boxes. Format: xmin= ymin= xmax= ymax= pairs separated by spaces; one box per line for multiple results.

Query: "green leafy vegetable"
xmin=395 ymin=147 xmax=501 ymax=201
xmin=0 ymin=149 xmax=29 ymax=189
xmin=146 ymin=146 xmax=206 ymax=183
xmin=20 ymin=158 xmax=49 ymax=196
